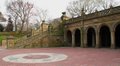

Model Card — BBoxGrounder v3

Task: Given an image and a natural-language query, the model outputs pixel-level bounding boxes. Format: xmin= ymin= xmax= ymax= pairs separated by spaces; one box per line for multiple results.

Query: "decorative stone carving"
xmin=5 ymin=17 xmax=13 ymax=32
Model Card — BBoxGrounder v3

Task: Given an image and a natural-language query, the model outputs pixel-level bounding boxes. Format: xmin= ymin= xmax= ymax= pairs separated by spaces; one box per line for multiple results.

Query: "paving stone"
xmin=0 ymin=48 xmax=119 ymax=66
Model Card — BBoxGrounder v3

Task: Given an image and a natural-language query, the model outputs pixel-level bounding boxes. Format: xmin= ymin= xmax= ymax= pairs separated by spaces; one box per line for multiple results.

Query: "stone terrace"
xmin=0 ymin=48 xmax=119 ymax=66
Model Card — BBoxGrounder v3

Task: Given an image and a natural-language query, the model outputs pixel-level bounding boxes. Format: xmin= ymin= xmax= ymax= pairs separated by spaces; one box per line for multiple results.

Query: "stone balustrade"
xmin=65 ymin=6 xmax=120 ymax=24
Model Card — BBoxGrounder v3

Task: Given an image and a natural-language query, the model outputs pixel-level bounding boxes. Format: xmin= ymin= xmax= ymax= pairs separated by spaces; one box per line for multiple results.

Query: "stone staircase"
xmin=15 ymin=31 xmax=49 ymax=48
xmin=14 ymin=23 xmax=65 ymax=49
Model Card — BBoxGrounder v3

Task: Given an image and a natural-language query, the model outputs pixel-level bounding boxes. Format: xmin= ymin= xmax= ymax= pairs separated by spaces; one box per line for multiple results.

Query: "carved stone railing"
xmin=15 ymin=36 xmax=27 ymax=43
xmin=65 ymin=6 xmax=120 ymax=24
xmin=15 ymin=31 xmax=49 ymax=48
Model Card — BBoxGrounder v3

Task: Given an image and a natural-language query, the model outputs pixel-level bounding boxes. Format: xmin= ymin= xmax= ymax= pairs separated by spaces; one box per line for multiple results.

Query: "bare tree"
xmin=67 ymin=0 xmax=119 ymax=17
xmin=6 ymin=0 xmax=34 ymax=33
xmin=67 ymin=0 xmax=96 ymax=17
xmin=100 ymin=0 xmax=119 ymax=9
xmin=0 ymin=12 xmax=6 ymax=22
xmin=33 ymin=8 xmax=48 ymax=30
xmin=35 ymin=8 xmax=48 ymax=23
xmin=8 ymin=12 xmax=18 ymax=31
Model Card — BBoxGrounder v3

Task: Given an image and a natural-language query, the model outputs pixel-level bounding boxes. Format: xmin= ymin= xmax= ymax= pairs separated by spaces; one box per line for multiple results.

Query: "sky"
xmin=0 ymin=0 xmax=75 ymax=19
xmin=31 ymin=0 xmax=75 ymax=19
xmin=0 ymin=0 xmax=120 ymax=27
xmin=0 ymin=0 xmax=120 ymax=20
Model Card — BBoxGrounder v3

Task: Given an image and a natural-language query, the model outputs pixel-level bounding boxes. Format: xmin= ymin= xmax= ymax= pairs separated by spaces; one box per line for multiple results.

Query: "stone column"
xmin=64 ymin=31 xmax=67 ymax=42
xmin=96 ymin=30 xmax=100 ymax=48
xmin=6 ymin=36 xmax=15 ymax=48
xmin=111 ymin=31 xmax=115 ymax=49
xmin=80 ymin=27 xmax=84 ymax=48
xmin=83 ymin=31 xmax=87 ymax=48
xmin=72 ymin=31 xmax=75 ymax=47
xmin=63 ymin=26 xmax=68 ymax=46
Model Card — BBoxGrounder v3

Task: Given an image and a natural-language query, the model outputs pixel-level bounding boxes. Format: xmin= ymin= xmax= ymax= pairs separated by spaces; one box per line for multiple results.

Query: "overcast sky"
xmin=0 ymin=0 xmax=75 ymax=19
xmin=0 ymin=0 xmax=120 ymax=20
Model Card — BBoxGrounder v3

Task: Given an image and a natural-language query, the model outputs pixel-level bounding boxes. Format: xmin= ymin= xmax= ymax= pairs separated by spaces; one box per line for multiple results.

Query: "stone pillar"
xmin=6 ymin=36 xmax=15 ymax=48
xmin=64 ymin=30 xmax=68 ymax=46
xmin=96 ymin=30 xmax=100 ymax=48
xmin=80 ymin=28 xmax=84 ymax=48
xmin=72 ymin=31 xmax=75 ymax=47
xmin=111 ymin=31 xmax=115 ymax=49
xmin=64 ymin=26 xmax=67 ymax=43
xmin=64 ymin=31 xmax=67 ymax=42
xmin=83 ymin=31 xmax=87 ymax=48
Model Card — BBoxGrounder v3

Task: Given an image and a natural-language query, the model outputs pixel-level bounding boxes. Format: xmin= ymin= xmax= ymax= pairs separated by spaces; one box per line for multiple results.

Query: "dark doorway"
xmin=0 ymin=24 xmax=4 ymax=32
xmin=75 ymin=29 xmax=81 ymax=47
xmin=115 ymin=24 xmax=120 ymax=48
xmin=87 ymin=28 xmax=96 ymax=47
xmin=100 ymin=26 xmax=111 ymax=48
xmin=67 ymin=30 xmax=72 ymax=46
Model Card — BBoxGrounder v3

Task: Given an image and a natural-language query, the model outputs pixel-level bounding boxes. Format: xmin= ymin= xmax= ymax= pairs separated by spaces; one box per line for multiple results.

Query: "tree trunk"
xmin=19 ymin=22 xmax=24 ymax=33
xmin=14 ymin=19 xmax=17 ymax=31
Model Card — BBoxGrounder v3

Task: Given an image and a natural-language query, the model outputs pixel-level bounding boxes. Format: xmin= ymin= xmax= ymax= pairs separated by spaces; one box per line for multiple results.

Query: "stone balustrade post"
xmin=72 ymin=31 xmax=75 ymax=47
xmin=96 ymin=30 xmax=100 ymax=48
xmin=111 ymin=31 xmax=115 ymax=49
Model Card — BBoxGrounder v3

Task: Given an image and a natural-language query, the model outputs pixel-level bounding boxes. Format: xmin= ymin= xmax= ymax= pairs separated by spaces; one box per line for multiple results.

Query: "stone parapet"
xmin=65 ymin=6 xmax=120 ymax=24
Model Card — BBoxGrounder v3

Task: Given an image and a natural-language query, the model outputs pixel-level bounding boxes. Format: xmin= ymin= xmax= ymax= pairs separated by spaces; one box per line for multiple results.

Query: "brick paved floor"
xmin=0 ymin=47 xmax=120 ymax=66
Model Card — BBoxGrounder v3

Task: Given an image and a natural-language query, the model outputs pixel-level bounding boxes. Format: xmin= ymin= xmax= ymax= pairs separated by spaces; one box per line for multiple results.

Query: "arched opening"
xmin=66 ymin=30 xmax=72 ymax=46
xmin=100 ymin=26 xmax=111 ymax=48
xmin=115 ymin=24 xmax=120 ymax=48
xmin=0 ymin=24 xmax=4 ymax=32
xmin=87 ymin=28 xmax=96 ymax=47
xmin=75 ymin=29 xmax=81 ymax=47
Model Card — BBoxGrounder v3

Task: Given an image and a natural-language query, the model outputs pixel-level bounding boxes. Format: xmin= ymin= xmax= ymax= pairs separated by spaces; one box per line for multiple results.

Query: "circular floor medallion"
xmin=2 ymin=53 xmax=68 ymax=63
xmin=23 ymin=55 xmax=49 ymax=59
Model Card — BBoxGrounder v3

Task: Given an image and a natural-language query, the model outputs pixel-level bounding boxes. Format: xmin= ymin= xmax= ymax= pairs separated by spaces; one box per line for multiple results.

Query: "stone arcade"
xmin=64 ymin=6 xmax=120 ymax=49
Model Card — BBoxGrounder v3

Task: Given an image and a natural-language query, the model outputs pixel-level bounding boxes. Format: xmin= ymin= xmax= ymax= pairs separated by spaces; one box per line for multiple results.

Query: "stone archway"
xmin=100 ymin=26 xmax=111 ymax=48
xmin=66 ymin=30 xmax=72 ymax=46
xmin=0 ymin=24 xmax=4 ymax=32
xmin=87 ymin=27 xmax=96 ymax=47
xmin=115 ymin=24 xmax=120 ymax=48
xmin=75 ymin=29 xmax=81 ymax=47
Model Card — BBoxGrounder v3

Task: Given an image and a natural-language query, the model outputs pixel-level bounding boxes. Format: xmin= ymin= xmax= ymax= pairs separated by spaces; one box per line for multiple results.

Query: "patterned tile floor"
xmin=3 ymin=53 xmax=68 ymax=63
xmin=0 ymin=47 xmax=119 ymax=66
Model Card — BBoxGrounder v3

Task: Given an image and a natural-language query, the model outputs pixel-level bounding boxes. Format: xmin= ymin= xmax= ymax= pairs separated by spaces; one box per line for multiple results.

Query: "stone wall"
xmin=40 ymin=35 xmax=64 ymax=47
xmin=32 ymin=22 xmax=49 ymax=36
xmin=64 ymin=6 xmax=120 ymax=49
xmin=15 ymin=29 xmax=65 ymax=48
xmin=0 ymin=32 xmax=16 ymax=48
